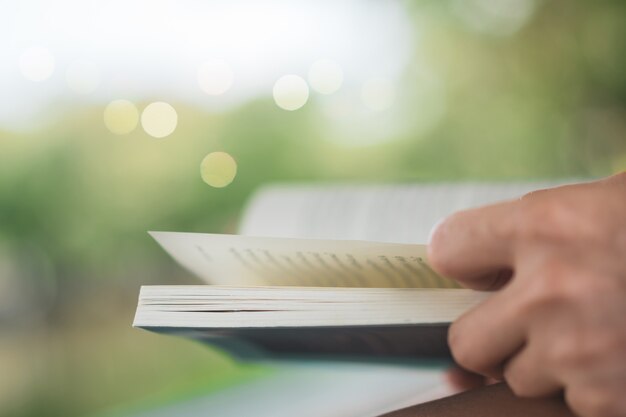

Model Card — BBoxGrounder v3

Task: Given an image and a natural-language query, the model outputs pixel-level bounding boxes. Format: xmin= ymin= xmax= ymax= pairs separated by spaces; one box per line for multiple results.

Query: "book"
xmin=134 ymin=182 xmax=562 ymax=362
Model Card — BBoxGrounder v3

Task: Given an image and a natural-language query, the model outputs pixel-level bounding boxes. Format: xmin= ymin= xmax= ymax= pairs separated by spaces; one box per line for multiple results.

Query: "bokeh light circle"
xmin=197 ymin=60 xmax=234 ymax=95
xmin=19 ymin=47 xmax=55 ymax=82
xmin=200 ymin=152 xmax=237 ymax=188
xmin=308 ymin=59 xmax=344 ymax=94
xmin=66 ymin=60 xmax=100 ymax=94
xmin=361 ymin=78 xmax=396 ymax=111
xmin=272 ymin=75 xmax=309 ymax=111
xmin=103 ymin=100 xmax=139 ymax=135
xmin=141 ymin=102 xmax=178 ymax=138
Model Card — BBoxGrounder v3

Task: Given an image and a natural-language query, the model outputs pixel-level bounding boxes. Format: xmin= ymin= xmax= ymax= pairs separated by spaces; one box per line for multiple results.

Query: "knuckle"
xmin=526 ymin=261 xmax=615 ymax=315
xmin=582 ymin=333 xmax=625 ymax=367
xmin=520 ymin=182 xmax=625 ymax=247
xmin=522 ymin=261 xmax=574 ymax=310
xmin=546 ymin=327 xmax=594 ymax=370
xmin=537 ymin=264 xmax=571 ymax=297
xmin=547 ymin=331 xmax=621 ymax=372
xmin=546 ymin=336 xmax=582 ymax=370
xmin=515 ymin=197 xmax=570 ymax=243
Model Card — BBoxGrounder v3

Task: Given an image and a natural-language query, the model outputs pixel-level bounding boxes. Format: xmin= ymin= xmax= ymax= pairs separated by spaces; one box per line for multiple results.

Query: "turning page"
xmin=149 ymin=232 xmax=457 ymax=288
xmin=239 ymin=182 xmax=570 ymax=242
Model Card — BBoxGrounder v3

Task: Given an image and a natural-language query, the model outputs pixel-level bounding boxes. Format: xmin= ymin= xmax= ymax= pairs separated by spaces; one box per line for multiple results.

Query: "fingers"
xmin=448 ymin=282 xmax=527 ymax=379
xmin=445 ymin=367 xmax=488 ymax=393
xmin=503 ymin=341 xmax=562 ymax=397
xmin=565 ymin=378 xmax=626 ymax=417
xmin=428 ymin=200 xmax=519 ymax=289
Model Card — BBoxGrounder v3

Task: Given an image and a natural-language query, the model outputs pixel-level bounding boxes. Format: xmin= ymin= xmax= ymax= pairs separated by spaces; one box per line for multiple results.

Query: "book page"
xmin=239 ymin=182 xmax=573 ymax=243
xmin=150 ymin=232 xmax=457 ymax=288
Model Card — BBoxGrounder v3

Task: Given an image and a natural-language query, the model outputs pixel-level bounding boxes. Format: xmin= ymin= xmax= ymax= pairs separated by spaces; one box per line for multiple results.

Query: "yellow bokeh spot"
xmin=141 ymin=101 xmax=178 ymax=138
xmin=200 ymin=152 xmax=237 ymax=188
xmin=141 ymin=102 xmax=178 ymax=138
xmin=103 ymin=100 xmax=139 ymax=135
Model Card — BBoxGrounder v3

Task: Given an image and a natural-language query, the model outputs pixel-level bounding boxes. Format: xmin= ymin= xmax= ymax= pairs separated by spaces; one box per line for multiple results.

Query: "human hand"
xmin=429 ymin=173 xmax=626 ymax=417
xmin=444 ymin=366 xmax=498 ymax=393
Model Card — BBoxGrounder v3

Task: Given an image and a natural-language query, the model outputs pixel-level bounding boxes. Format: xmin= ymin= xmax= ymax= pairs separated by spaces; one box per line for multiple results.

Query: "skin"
xmin=427 ymin=172 xmax=626 ymax=417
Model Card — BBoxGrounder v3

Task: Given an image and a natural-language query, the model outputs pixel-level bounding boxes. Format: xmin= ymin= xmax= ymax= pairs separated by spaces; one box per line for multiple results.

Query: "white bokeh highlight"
xmin=197 ymin=60 xmax=234 ymax=96
xmin=0 ymin=1 xmax=414 ymax=132
xmin=19 ymin=47 xmax=55 ymax=82
xmin=308 ymin=59 xmax=344 ymax=95
xmin=273 ymin=75 xmax=309 ymax=111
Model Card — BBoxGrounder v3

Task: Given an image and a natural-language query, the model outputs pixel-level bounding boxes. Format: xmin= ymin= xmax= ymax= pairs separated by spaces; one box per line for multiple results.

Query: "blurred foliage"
xmin=0 ymin=1 xmax=625 ymax=416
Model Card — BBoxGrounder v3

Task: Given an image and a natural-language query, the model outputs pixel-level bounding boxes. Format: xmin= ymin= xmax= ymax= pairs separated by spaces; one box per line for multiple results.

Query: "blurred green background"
xmin=1 ymin=1 xmax=625 ymax=416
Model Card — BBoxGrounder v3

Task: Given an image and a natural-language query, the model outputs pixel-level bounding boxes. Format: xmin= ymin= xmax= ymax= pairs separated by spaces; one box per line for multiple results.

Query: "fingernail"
xmin=428 ymin=217 xmax=445 ymax=245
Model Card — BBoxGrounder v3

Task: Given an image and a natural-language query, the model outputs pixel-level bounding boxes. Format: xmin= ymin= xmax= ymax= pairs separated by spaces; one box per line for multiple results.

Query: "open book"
xmin=133 ymin=182 xmax=562 ymax=361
